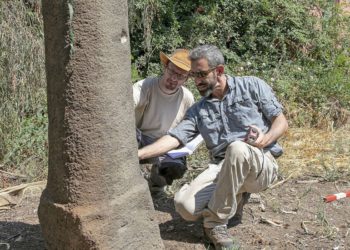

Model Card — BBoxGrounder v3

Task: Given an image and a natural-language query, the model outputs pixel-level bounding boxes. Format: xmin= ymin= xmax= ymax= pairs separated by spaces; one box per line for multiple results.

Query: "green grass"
xmin=0 ymin=0 xmax=47 ymax=182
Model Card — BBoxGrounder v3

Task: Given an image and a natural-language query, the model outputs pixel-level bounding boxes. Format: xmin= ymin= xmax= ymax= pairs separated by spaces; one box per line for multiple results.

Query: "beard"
xmin=162 ymin=78 xmax=181 ymax=93
xmin=202 ymin=85 xmax=214 ymax=97
xmin=196 ymin=72 xmax=217 ymax=97
xmin=165 ymin=83 xmax=178 ymax=91
xmin=197 ymin=81 xmax=215 ymax=97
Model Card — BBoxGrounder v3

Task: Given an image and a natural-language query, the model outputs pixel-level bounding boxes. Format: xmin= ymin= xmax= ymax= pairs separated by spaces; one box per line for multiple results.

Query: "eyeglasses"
xmin=189 ymin=67 xmax=216 ymax=78
xmin=166 ymin=67 xmax=188 ymax=81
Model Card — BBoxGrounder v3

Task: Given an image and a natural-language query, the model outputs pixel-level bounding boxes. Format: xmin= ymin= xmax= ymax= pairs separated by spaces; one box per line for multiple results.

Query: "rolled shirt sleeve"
xmin=168 ymin=106 xmax=199 ymax=146
xmin=253 ymin=77 xmax=283 ymax=121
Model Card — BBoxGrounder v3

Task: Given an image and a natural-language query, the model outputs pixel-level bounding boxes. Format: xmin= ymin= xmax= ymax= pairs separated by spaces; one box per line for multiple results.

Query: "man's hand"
xmin=246 ymin=113 xmax=288 ymax=149
xmin=138 ymin=135 xmax=181 ymax=160
xmin=252 ymin=125 xmax=271 ymax=148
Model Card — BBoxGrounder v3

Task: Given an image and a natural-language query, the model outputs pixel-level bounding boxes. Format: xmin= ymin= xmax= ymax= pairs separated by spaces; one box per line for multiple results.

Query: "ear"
xmin=216 ymin=65 xmax=225 ymax=76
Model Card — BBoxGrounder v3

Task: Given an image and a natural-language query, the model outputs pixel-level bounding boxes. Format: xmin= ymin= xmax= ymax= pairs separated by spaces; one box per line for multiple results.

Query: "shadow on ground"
xmin=151 ymin=193 xmax=214 ymax=249
xmin=0 ymin=221 xmax=45 ymax=250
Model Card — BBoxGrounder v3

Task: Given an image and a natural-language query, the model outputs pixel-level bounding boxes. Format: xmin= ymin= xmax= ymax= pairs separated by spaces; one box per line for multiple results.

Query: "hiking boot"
xmin=203 ymin=225 xmax=234 ymax=250
xmin=149 ymin=182 xmax=166 ymax=195
xmin=228 ymin=192 xmax=250 ymax=227
xmin=149 ymin=164 xmax=168 ymax=187
xmin=148 ymin=176 xmax=166 ymax=196
xmin=140 ymin=164 xmax=166 ymax=195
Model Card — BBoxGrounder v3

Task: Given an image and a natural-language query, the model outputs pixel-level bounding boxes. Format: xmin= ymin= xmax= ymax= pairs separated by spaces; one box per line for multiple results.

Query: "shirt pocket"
xmin=198 ymin=110 xmax=219 ymax=134
xmin=227 ymin=95 xmax=255 ymax=126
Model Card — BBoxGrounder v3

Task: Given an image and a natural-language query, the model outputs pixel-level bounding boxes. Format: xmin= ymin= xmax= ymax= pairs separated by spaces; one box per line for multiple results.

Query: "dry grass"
xmin=166 ymin=126 xmax=350 ymax=195
xmin=277 ymin=126 xmax=350 ymax=181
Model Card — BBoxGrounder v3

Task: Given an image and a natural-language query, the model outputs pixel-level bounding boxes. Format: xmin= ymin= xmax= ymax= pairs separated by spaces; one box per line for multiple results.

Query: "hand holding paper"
xmin=167 ymin=134 xmax=204 ymax=159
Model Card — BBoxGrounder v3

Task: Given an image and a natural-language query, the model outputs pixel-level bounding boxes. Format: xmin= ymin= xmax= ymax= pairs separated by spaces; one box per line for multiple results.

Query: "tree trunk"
xmin=38 ymin=1 xmax=164 ymax=249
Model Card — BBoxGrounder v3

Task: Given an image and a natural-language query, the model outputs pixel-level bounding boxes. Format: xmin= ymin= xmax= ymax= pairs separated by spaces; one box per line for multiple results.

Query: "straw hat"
xmin=160 ymin=49 xmax=190 ymax=72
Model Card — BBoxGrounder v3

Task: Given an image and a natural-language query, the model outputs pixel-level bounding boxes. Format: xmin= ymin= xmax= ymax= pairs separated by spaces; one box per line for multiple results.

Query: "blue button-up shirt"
xmin=168 ymin=75 xmax=284 ymax=161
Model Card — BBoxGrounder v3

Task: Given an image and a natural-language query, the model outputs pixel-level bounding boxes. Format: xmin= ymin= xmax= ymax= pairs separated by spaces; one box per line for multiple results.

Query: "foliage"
xmin=0 ymin=0 xmax=47 ymax=180
xmin=128 ymin=0 xmax=350 ymax=127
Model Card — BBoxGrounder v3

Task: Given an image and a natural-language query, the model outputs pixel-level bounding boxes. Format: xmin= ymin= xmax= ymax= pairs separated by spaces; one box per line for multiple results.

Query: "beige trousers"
xmin=174 ymin=141 xmax=278 ymax=228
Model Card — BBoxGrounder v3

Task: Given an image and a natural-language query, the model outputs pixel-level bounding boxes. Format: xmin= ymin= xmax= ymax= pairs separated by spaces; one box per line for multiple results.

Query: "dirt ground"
xmin=0 ymin=175 xmax=349 ymax=250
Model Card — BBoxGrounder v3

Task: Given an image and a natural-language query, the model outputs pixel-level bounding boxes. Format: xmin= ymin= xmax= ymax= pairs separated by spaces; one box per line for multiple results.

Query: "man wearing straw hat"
xmin=134 ymin=49 xmax=194 ymax=192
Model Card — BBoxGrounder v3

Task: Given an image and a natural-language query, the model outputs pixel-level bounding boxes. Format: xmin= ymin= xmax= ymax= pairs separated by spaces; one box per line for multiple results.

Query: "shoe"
xmin=147 ymin=175 xmax=166 ymax=196
xmin=149 ymin=164 xmax=168 ymax=187
xmin=140 ymin=165 xmax=165 ymax=195
xmin=203 ymin=225 xmax=235 ymax=250
xmin=149 ymin=183 xmax=166 ymax=195
xmin=228 ymin=192 xmax=250 ymax=227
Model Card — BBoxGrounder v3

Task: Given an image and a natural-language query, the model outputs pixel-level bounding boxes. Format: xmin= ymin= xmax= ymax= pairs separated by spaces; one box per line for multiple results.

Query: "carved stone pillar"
xmin=38 ymin=1 xmax=164 ymax=249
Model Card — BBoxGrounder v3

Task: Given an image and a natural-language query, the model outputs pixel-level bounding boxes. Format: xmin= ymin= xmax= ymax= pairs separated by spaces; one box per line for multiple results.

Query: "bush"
xmin=129 ymin=0 xmax=350 ymax=127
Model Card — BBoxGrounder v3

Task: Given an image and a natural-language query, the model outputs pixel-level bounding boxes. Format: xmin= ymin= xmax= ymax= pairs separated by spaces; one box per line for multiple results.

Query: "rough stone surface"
xmin=38 ymin=1 xmax=164 ymax=249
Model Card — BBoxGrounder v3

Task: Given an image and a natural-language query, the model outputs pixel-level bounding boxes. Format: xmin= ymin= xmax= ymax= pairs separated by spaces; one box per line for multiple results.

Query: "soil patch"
xmin=1 ymin=177 xmax=349 ymax=249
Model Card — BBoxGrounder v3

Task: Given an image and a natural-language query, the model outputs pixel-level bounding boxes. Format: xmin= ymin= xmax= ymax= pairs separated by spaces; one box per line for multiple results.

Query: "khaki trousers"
xmin=174 ymin=141 xmax=278 ymax=228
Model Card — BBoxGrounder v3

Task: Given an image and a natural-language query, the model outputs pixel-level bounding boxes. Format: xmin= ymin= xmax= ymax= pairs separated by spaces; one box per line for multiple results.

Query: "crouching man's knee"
xmin=174 ymin=188 xmax=200 ymax=222
xmin=227 ymin=141 xmax=249 ymax=155
xmin=225 ymin=141 xmax=250 ymax=161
